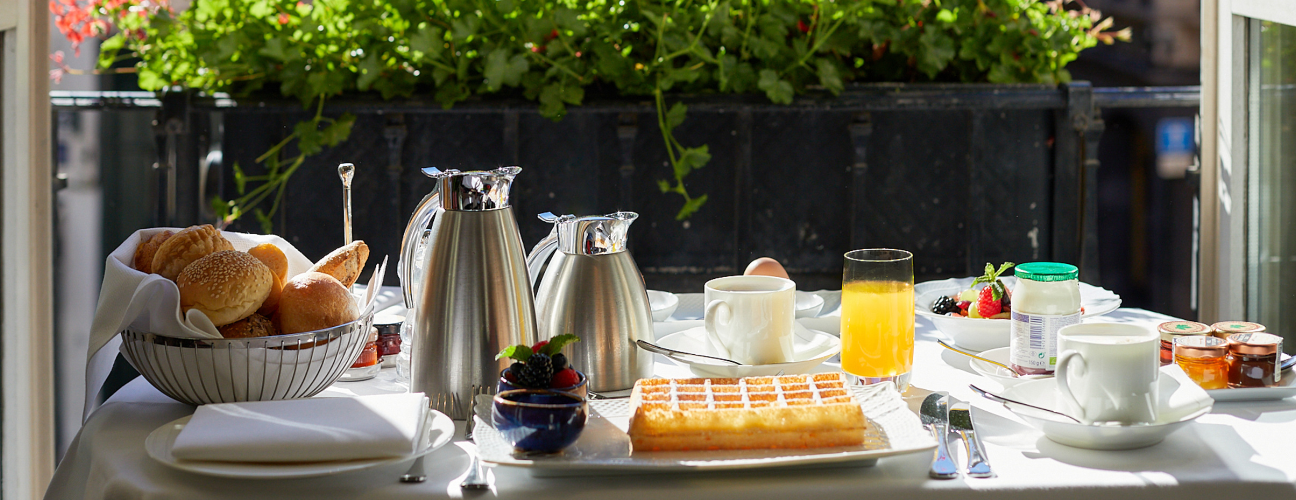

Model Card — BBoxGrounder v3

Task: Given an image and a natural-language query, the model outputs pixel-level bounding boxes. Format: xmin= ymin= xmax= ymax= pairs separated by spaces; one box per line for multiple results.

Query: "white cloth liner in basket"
xmin=84 ymin=228 xmax=381 ymax=418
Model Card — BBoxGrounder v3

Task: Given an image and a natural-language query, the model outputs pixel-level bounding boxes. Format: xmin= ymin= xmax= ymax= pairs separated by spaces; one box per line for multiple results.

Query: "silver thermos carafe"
xmin=526 ymin=212 xmax=653 ymax=392
xmin=399 ymin=166 xmax=536 ymax=419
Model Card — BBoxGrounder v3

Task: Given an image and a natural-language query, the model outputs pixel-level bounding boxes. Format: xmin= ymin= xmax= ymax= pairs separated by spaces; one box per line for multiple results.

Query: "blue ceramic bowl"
xmin=498 ymin=368 xmax=588 ymax=399
xmin=492 ymin=389 xmax=588 ymax=454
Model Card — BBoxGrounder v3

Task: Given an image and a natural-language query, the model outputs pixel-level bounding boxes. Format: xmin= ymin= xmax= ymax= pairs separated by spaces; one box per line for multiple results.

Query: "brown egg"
xmin=744 ymin=257 xmax=789 ymax=279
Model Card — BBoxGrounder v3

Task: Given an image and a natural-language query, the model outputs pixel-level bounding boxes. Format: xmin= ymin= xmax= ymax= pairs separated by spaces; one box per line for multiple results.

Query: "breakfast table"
xmin=44 ymin=300 xmax=1296 ymax=500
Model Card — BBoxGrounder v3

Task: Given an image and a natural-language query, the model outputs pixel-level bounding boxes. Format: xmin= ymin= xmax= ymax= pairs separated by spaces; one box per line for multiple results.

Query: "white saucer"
xmin=997 ymin=365 xmax=1212 ymax=450
xmin=145 ymin=410 xmax=454 ymax=479
xmin=972 ymin=348 xmax=1296 ymax=401
xmin=655 ymin=323 xmax=841 ymax=377
xmin=795 ymin=291 xmax=825 ymax=318
xmin=967 ymin=347 xmax=1050 ymax=387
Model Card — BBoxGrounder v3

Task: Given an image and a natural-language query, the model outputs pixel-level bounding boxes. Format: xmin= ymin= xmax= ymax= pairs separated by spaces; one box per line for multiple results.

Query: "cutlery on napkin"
xmin=171 ymin=393 xmax=429 ymax=463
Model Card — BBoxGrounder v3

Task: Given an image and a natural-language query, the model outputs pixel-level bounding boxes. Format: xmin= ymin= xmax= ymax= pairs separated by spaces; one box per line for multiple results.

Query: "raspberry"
xmin=550 ymin=368 xmax=580 ymax=389
xmin=977 ymin=285 xmax=1002 ymax=317
xmin=531 ymin=340 xmax=549 ymax=353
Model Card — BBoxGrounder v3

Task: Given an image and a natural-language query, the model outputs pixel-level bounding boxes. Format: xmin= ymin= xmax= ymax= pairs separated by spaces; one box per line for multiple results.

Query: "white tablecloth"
xmin=45 ymin=307 xmax=1296 ymax=500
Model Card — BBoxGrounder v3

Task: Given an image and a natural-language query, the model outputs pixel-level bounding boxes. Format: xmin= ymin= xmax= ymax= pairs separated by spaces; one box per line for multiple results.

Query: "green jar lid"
xmin=1015 ymin=262 xmax=1079 ymax=282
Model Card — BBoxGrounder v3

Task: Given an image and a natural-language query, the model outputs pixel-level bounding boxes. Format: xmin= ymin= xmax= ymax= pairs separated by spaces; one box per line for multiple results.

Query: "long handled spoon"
xmin=635 ymin=340 xmax=743 ymax=366
xmin=969 ymin=384 xmax=1080 ymax=423
xmin=338 ymin=163 xmax=355 ymax=245
xmin=937 ymin=340 xmax=1030 ymax=378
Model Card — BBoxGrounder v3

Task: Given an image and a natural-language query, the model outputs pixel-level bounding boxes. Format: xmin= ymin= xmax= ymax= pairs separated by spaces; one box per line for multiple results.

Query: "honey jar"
xmin=1158 ymin=321 xmax=1213 ymax=366
xmin=1174 ymin=335 xmax=1229 ymax=390
xmin=1211 ymin=321 xmax=1265 ymax=340
xmin=1226 ymin=332 xmax=1283 ymax=388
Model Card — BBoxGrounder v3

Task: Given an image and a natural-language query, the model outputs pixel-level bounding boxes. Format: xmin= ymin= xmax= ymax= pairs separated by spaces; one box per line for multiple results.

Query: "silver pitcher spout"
xmin=527 ymin=211 xmax=653 ymax=393
xmin=400 ymin=166 xmax=535 ymax=419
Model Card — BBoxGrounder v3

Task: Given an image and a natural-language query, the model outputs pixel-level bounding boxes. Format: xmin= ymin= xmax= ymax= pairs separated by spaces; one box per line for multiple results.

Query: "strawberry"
xmin=977 ymin=285 xmax=1001 ymax=317
xmin=551 ymin=368 xmax=580 ymax=389
xmin=970 ymin=262 xmax=1015 ymax=319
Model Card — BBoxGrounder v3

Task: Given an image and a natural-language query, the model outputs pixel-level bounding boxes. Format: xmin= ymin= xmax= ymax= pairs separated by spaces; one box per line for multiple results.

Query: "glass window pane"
xmin=1252 ymin=20 xmax=1296 ymax=353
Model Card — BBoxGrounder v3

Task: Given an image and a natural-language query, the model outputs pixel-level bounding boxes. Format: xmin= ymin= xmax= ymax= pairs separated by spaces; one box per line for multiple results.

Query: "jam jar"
xmin=1226 ymin=332 xmax=1283 ymax=388
xmin=1174 ymin=335 xmax=1229 ymax=389
xmin=374 ymin=318 xmax=403 ymax=368
xmin=339 ymin=327 xmax=381 ymax=382
xmin=1159 ymin=321 xmax=1212 ymax=366
xmin=1211 ymin=321 xmax=1265 ymax=340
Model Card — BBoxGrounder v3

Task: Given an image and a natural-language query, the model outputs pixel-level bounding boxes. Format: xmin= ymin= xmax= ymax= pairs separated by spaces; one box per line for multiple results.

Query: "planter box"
xmin=186 ymin=83 xmax=1111 ymax=291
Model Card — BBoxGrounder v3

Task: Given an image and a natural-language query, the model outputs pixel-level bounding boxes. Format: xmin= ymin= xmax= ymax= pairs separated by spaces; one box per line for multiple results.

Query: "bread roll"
xmin=178 ymin=250 xmax=273 ymax=327
xmin=276 ymin=272 xmax=358 ymax=335
xmin=257 ymin=272 xmax=284 ymax=317
xmin=218 ymin=313 xmax=278 ymax=339
xmin=132 ymin=230 xmax=174 ymax=274
xmin=308 ymin=241 xmax=369 ymax=288
xmin=247 ymin=243 xmax=288 ymax=281
xmin=151 ymin=225 xmax=234 ymax=282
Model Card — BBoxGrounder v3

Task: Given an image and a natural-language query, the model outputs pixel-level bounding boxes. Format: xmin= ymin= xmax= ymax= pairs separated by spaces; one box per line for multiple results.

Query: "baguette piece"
xmin=308 ymin=240 xmax=369 ymax=288
xmin=627 ymin=373 xmax=868 ymax=452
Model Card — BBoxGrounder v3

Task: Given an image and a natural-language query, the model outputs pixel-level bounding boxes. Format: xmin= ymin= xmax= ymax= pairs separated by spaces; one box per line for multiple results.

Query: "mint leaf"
xmin=496 ymin=344 xmax=533 ymax=362
xmin=541 ymin=334 xmax=580 ymax=355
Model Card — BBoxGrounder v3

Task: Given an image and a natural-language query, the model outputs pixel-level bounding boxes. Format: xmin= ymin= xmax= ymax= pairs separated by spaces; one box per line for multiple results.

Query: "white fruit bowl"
xmin=915 ymin=276 xmax=1121 ymax=352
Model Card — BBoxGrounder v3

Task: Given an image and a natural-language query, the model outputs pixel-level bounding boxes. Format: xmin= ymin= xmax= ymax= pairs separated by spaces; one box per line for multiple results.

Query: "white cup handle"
xmin=703 ymin=300 xmax=733 ymax=360
xmin=1055 ymin=349 xmax=1089 ymax=424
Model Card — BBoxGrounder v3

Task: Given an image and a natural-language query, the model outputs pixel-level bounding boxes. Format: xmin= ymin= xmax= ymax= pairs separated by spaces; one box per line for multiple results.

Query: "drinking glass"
xmin=840 ymin=249 xmax=915 ymax=392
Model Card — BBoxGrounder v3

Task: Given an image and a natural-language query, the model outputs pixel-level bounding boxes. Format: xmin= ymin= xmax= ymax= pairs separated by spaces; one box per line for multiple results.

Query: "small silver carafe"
xmin=526 ymin=212 xmax=653 ymax=392
xmin=399 ymin=166 xmax=536 ymax=419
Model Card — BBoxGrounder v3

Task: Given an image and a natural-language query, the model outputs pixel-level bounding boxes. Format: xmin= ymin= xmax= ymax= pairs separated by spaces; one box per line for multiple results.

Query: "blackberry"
xmin=551 ymin=353 xmax=568 ymax=371
xmin=521 ymin=353 xmax=554 ymax=388
xmin=514 ymin=364 xmax=547 ymax=388
xmin=931 ymin=295 xmax=959 ymax=315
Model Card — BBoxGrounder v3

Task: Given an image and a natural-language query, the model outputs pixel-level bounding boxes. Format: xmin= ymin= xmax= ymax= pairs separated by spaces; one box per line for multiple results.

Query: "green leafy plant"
xmin=55 ymin=0 xmax=1128 ymax=225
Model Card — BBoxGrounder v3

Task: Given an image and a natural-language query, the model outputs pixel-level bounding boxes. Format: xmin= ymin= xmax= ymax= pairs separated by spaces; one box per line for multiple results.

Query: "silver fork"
xmin=460 ymin=386 xmax=491 ymax=490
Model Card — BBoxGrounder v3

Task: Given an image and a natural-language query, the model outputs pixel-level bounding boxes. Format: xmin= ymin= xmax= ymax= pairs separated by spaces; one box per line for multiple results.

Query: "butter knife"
xmin=919 ymin=392 xmax=959 ymax=479
xmin=948 ymin=401 xmax=994 ymax=478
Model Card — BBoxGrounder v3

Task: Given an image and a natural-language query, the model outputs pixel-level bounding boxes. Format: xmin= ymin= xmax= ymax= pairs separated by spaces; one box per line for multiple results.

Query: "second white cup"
xmin=1055 ymin=323 xmax=1160 ymax=425
xmin=703 ymin=275 xmax=796 ymax=365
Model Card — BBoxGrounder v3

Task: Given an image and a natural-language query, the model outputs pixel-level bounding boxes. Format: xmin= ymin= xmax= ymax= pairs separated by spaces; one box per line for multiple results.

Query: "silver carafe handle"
xmin=525 ymin=226 xmax=560 ymax=290
xmin=399 ymin=167 xmax=445 ymax=308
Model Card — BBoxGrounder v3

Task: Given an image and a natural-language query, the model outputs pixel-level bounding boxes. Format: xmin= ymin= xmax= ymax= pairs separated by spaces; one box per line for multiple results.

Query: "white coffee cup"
xmin=1055 ymin=323 xmax=1160 ymax=425
xmin=702 ymin=276 xmax=796 ymax=365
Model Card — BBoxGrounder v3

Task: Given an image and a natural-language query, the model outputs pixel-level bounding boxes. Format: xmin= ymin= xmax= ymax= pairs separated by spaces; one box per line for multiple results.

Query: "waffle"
xmin=627 ymin=373 xmax=868 ymax=452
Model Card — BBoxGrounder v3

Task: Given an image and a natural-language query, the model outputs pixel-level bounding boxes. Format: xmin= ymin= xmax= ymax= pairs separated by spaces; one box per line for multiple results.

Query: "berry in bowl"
xmin=492 ymin=389 xmax=588 ymax=454
xmin=496 ymin=334 xmax=587 ymax=399
xmin=916 ymin=263 xmax=1122 ymax=352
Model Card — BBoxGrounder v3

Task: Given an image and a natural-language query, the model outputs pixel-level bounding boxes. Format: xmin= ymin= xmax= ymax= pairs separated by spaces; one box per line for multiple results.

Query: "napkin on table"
xmin=170 ymin=393 xmax=429 ymax=463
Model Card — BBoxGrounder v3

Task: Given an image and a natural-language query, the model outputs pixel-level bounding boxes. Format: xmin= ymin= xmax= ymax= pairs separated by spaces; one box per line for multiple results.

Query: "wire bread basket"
xmin=120 ymin=312 xmax=375 ymax=406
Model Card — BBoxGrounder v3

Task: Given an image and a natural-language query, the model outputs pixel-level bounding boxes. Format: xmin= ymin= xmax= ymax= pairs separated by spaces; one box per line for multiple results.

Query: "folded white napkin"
xmin=171 ymin=393 xmax=429 ymax=463
xmin=87 ymin=228 xmax=316 ymax=363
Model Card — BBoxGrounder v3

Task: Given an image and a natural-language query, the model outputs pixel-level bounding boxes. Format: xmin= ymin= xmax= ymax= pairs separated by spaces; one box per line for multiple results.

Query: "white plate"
xmin=915 ymin=276 xmax=1122 ymax=352
xmin=1206 ymin=361 xmax=1296 ymax=402
xmin=656 ymin=323 xmax=841 ymax=377
xmin=647 ymin=290 xmax=680 ymax=322
xmin=795 ymin=291 xmax=825 ymax=318
xmin=145 ymin=410 xmax=455 ymax=479
xmin=972 ymin=348 xmax=1296 ymax=401
xmin=967 ymin=347 xmax=1050 ymax=387
xmin=997 ymin=365 xmax=1212 ymax=450
xmin=475 ymin=382 xmax=936 ymax=475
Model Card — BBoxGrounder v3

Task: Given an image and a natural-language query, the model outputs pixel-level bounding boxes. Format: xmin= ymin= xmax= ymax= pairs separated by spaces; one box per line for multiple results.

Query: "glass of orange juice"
xmin=840 ymin=249 xmax=915 ymax=392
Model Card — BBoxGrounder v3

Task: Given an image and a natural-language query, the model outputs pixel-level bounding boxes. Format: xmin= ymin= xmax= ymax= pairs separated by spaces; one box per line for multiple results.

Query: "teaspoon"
xmin=635 ymin=340 xmax=742 ymax=366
